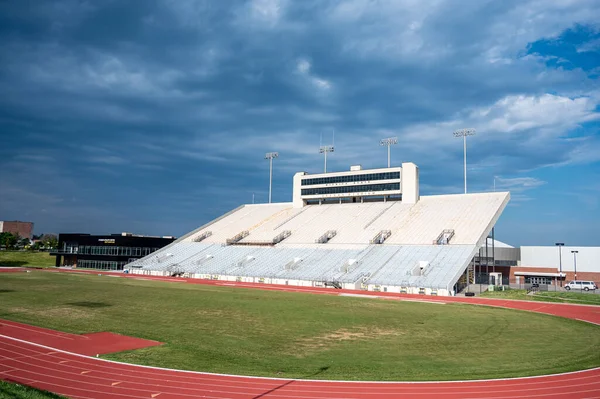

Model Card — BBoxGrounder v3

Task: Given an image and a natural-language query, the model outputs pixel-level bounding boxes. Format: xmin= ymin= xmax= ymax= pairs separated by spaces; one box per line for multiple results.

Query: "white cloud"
xmin=325 ymin=0 xmax=600 ymax=63
xmin=250 ymin=0 xmax=285 ymax=25
xmin=565 ymin=136 xmax=600 ymax=164
xmin=87 ymin=155 xmax=128 ymax=165
xmin=327 ymin=0 xmax=435 ymax=59
xmin=296 ymin=59 xmax=311 ymax=74
xmin=233 ymin=0 xmax=288 ymax=29
xmin=495 ymin=177 xmax=546 ymax=191
xmin=404 ymin=93 xmax=600 ymax=143
xmin=576 ymin=37 xmax=600 ymax=53
xmin=483 ymin=94 xmax=600 ymax=135
xmin=295 ymin=58 xmax=332 ymax=92
xmin=16 ymin=45 xmax=187 ymax=100
xmin=313 ymin=78 xmax=331 ymax=90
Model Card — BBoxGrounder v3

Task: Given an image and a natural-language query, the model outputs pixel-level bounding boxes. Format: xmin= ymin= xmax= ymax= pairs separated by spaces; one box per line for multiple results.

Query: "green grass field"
xmin=0 ymin=381 xmax=65 ymax=399
xmin=1 ymin=271 xmax=599 ymax=381
xmin=0 ymin=251 xmax=55 ymax=268
xmin=481 ymin=288 xmax=600 ymax=305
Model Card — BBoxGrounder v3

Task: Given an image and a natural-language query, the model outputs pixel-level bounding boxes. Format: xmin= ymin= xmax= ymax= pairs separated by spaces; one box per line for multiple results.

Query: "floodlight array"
xmin=379 ymin=137 xmax=398 ymax=146
xmin=453 ymin=128 xmax=476 ymax=137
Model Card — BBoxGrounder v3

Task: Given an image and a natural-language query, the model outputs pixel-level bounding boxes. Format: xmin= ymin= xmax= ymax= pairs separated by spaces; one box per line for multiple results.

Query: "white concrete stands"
xmin=400 ymin=162 xmax=419 ymax=204
xmin=385 ymin=192 xmax=510 ymax=245
xmin=293 ymin=172 xmax=306 ymax=208
xmin=126 ymin=164 xmax=510 ymax=296
xmin=190 ymin=203 xmax=292 ymax=244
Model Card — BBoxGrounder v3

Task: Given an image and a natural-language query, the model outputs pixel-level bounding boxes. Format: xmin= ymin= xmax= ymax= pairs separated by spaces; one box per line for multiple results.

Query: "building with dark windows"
xmin=292 ymin=163 xmax=417 ymax=206
xmin=51 ymin=232 xmax=176 ymax=270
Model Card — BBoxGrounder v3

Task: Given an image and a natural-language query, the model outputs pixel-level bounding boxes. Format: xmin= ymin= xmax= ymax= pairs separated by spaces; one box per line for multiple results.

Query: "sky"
xmin=0 ymin=0 xmax=599 ymax=246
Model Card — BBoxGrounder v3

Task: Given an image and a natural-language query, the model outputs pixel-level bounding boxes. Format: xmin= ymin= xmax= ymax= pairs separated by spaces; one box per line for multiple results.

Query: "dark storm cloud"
xmin=0 ymin=0 xmax=599 ymax=244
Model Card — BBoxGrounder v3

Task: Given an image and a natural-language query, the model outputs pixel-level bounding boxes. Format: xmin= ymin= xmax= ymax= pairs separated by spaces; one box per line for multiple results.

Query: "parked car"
xmin=564 ymin=281 xmax=598 ymax=291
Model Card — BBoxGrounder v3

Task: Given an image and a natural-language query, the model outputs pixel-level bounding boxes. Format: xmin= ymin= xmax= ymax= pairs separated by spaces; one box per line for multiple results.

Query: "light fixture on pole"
xmin=571 ymin=250 xmax=578 ymax=280
xmin=453 ymin=128 xmax=476 ymax=194
xmin=264 ymin=152 xmax=278 ymax=204
xmin=555 ymin=242 xmax=565 ymax=287
xmin=319 ymin=145 xmax=334 ymax=173
xmin=379 ymin=137 xmax=398 ymax=168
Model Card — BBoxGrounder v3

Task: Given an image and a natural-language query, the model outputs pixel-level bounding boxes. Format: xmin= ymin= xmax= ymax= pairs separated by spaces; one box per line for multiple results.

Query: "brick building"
xmin=0 ymin=220 xmax=34 ymax=239
xmin=470 ymin=241 xmax=599 ymax=288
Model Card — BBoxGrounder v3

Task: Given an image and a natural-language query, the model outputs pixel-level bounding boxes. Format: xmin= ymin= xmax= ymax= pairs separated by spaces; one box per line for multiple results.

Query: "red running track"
xmin=0 ymin=319 xmax=162 ymax=356
xmin=1 ymin=269 xmax=600 ymax=399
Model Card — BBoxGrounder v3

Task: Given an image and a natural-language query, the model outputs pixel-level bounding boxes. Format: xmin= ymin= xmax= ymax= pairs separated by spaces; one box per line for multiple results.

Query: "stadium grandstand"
xmin=127 ymin=162 xmax=509 ymax=296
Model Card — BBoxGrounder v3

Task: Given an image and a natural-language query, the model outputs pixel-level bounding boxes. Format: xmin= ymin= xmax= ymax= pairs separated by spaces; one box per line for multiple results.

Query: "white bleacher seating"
xmin=127 ymin=192 xmax=509 ymax=295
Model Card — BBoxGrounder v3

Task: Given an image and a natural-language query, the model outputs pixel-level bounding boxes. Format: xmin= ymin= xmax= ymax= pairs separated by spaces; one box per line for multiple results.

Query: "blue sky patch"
xmin=0 ymin=1 xmax=598 ymax=246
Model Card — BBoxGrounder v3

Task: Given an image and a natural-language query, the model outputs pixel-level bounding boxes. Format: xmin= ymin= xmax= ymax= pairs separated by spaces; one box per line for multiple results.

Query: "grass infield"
xmin=1 ymin=271 xmax=599 ymax=381
xmin=0 ymin=381 xmax=65 ymax=399
xmin=481 ymin=288 xmax=600 ymax=306
xmin=0 ymin=251 xmax=55 ymax=268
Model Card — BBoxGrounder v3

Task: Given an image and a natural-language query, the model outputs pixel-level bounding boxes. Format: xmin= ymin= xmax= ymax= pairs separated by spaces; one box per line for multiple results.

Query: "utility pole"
xmin=453 ymin=128 xmax=476 ymax=193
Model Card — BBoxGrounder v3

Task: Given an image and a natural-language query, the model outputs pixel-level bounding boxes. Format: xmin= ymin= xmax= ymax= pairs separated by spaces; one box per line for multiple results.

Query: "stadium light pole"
xmin=571 ymin=250 xmax=578 ymax=281
xmin=555 ymin=242 xmax=564 ymax=287
xmin=319 ymin=145 xmax=334 ymax=173
xmin=265 ymin=152 xmax=278 ymax=203
xmin=379 ymin=137 xmax=398 ymax=168
xmin=453 ymin=128 xmax=476 ymax=194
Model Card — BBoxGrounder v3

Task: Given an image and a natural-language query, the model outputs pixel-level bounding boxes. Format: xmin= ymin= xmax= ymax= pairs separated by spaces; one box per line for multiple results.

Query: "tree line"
xmin=0 ymin=232 xmax=58 ymax=250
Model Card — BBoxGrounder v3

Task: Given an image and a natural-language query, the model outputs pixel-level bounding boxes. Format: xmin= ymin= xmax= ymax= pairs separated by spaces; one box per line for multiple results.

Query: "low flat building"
xmin=468 ymin=241 xmax=599 ymax=288
xmin=51 ymin=232 xmax=176 ymax=271
xmin=515 ymin=246 xmax=600 ymax=285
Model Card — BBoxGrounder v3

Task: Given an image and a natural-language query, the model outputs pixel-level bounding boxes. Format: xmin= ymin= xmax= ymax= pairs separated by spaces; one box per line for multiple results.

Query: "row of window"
xmin=301 ymin=183 xmax=401 ymax=196
xmin=62 ymin=245 xmax=160 ymax=256
xmin=524 ymin=276 xmax=553 ymax=285
xmin=77 ymin=259 xmax=128 ymax=270
xmin=301 ymin=172 xmax=400 ymax=186
xmin=473 ymin=258 xmax=518 ymax=266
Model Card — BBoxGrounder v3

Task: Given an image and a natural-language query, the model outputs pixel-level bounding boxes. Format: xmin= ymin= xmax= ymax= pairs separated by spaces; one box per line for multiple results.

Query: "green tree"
xmin=0 ymin=232 xmax=9 ymax=248
xmin=41 ymin=234 xmax=58 ymax=250
xmin=19 ymin=237 xmax=31 ymax=249
xmin=0 ymin=232 xmax=19 ymax=249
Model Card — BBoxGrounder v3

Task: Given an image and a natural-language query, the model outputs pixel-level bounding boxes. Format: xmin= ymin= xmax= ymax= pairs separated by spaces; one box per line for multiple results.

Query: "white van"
xmin=564 ymin=281 xmax=597 ymax=291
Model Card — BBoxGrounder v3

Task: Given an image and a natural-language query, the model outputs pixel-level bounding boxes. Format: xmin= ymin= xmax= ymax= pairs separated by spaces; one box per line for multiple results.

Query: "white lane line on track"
xmin=1 ymin=334 xmax=599 ymax=386
xmin=576 ymin=318 xmax=600 ymax=326
xmin=0 ymin=322 xmax=75 ymax=340
xmin=10 ymin=361 xmax=600 ymax=396
xmin=5 ymin=341 xmax=600 ymax=395
xmin=5 ymin=361 xmax=600 ymax=399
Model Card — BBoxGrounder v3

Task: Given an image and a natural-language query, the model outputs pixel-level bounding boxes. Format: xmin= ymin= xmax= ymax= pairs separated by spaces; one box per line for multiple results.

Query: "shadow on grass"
xmin=0 ymin=289 xmax=15 ymax=293
xmin=66 ymin=301 xmax=112 ymax=308
xmin=253 ymin=366 xmax=330 ymax=399
xmin=0 ymin=261 xmax=27 ymax=267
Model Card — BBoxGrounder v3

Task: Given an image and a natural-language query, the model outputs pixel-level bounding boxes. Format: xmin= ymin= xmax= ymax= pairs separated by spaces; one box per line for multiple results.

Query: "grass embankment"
xmin=1 ymin=272 xmax=599 ymax=381
xmin=0 ymin=251 xmax=54 ymax=268
xmin=480 ymin=289 xmax=600 ymax=306
xmin=0 ymin=381 xmax=65 ymax=399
